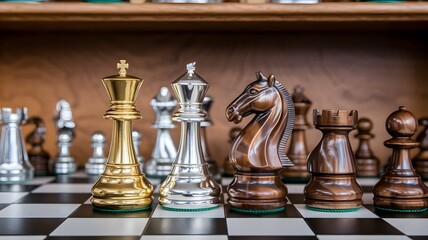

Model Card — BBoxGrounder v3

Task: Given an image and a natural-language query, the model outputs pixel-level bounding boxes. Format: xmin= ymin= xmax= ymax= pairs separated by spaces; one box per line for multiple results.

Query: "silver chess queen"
xmin=158 ymin=62 xmax=221 ymax=211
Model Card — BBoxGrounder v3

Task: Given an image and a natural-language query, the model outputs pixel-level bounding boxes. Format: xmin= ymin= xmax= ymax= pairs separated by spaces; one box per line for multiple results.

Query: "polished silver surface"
xmin=86 ymin=131 xmax=107 ymax=175
xmin=132 ymin=129 xmax=145 ymax=171
xmin=144 ymin=87 xmax=177 ymax=178
xmin=159 ymin=62 xmax=221 ymax=210
xmin=54 ymin=99 xmax=76 ymax=138
xmin=53 ymin=131 xmax=76 ymax=174
xmin=0 ymin=108 xmax=34 ymax=182
xmin=201 ymin=96 xmax=218 ymax=176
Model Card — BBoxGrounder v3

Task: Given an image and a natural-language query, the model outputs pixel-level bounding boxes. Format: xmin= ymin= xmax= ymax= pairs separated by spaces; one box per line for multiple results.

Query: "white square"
xmin=51 ymin=218 xmax=148 ymax=236
xmin=0 ymin=204 xmax=80 ymax=218
xmin=152 ymin=204 xmax=225 ymax=218
xmin=0 ymin=236 xmax=46 ymax=240
xmin=141 ymin=236 xmax=228 ymax=240
xmin=84 ymin=197 xmax=92 ymax=204
xmin=357 ymin=178 xmax=380 ymax=186
xmin=294 ymin=204 xmax=378 ymax=218
xmin=24 ymin=177 xmax=55 ymax=185
xmin=32 ymin=184 xmax=92 ymax=193
xmin=0 ymin=192 xmax=28 ymax=204
xmin=221 ymin=178 xmax=233 ymax=186
xmin=317 ymin=235 xmax=411 ymax=240
xmin=287 ymin=184 xmax=306 ymax=194
xmin=384 ymin=218 xmax=428 ymax=236
xmin=227 ymin=218 xmax=314 ymax=236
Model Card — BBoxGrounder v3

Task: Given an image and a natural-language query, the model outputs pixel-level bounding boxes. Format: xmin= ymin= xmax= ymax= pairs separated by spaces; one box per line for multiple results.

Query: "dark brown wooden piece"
xmin=282 ymin=85 xmax=311 ymax=182
xmin=373 ymin=106 xmax=428 ymax=212
xmin=413 ymin=117 xmax=428 ymax=180
xmin=305 ymin=109 xmax=363 ymax=210
xmin=25 ymin=117 xmax=50 ymax=176
xmin=223 ymin=127 xmax=241 ymax=177
xmin=354 ymin=117 xmax=380 ymax=177
xmin=225 ymin=72 xmax=294 ymax=211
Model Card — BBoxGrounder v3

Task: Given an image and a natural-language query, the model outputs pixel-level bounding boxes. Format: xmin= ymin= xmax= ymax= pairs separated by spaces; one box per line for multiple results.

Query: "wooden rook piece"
xmin=354 ymin=117 xmax=380 ymax=177
xmin=225 ymin=72 xmax=295 ymax=213
xmin=373 ymin=106 xmax=428 ymax=212
xmin=413 ymin=117 xmax=428 ymax=180
xmin=223 ymin=127 xmax=242 ymax=177
xmin=26 ymin=117 xmax=50 ymax=176
xmin=305 ymin=109 xmax=363 ymax=212
xmin=282 ymin=85 xmax=312 ymax=183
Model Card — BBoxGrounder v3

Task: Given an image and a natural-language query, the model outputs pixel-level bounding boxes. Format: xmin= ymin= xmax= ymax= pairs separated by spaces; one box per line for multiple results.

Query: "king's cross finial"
xmin=186 ymin=62 xmax=196 ymax=76
xmin=117 ymin=60 xmax=129 ymax=77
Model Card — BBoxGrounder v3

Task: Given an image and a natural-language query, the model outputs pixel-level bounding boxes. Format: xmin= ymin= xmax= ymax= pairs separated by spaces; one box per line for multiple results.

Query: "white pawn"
xmin=86 ymin=132 xmax=107 ymax=175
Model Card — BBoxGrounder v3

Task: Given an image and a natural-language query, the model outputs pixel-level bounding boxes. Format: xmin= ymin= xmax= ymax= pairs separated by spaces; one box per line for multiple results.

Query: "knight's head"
xmin=226 ymin=72 xmax=280 ymax=124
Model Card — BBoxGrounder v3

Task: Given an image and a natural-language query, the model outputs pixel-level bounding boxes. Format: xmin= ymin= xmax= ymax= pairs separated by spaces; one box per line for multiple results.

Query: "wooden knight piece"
xmin=26 ymin=117 xmax=50 ymax=176
xmin=354 ymin=117 xmax=380 ymax=177
xmin=282 ymin=85 xmax=312 ymax=182
xmin=223 ymin=127 xmax=242 ymax=177
xmin=373 ymin=107 xmax=428 ymax=212
xmin=225 ymin=72 xmax=295 ymax=213
xmin=305 ymin=109 xmax=363 ymax=211
xmin=413 ymin=117 xmax=428 ymax=180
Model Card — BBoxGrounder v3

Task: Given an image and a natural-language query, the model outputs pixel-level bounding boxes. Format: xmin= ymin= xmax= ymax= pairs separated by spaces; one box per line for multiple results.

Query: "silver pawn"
xmin=144 ymin=87 xmax=177 ymax=178
xmin=132 ymin=130 xmax=145 ymax=171
xmin=158 ymin=62 xmax=221 ymax=211
xmin=0 ymin=108 xmax=34 ymax=182
xmin=53 ymin=131 xmax=76 ymax=174
xmin=86 ymin=132 xmax=107 ymax=175
xmin=201 ymin=96 xmax=218 ymax=176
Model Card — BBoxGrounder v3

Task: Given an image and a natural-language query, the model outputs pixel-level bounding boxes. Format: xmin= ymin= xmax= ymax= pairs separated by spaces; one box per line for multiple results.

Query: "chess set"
xmin=0 ymin=60 xmax=427 ymax=239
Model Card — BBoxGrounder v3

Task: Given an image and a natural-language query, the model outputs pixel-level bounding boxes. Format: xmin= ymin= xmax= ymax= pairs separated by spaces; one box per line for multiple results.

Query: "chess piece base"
xmin=91 ymin=164 xmax=153 ymax=211
xmin=54 ymin=159 xmax=76 ymax=175
xmin=29 ymin=155 xmax=49 ymax=176
xmin=373 ymin=175 xmax=428 ymax=211
xmin=144 ymin=158 xmax=174 ymax=178
xmin=85 ymin=162 xmax=106 ymax=175
xmin=0 ymin=167 xmax=33 ymax=182
xmin=227 ymin=173 xmax=288 ymax=210
xmin=304 ymin=175 xmax=363 ymax=210
xmin=356 ymin=158 xmax=379 ymax=177
xmin=414 ymin=159 xmax=428 ymax=180
xmin=158 ymin=164 xmax=221 ymax=210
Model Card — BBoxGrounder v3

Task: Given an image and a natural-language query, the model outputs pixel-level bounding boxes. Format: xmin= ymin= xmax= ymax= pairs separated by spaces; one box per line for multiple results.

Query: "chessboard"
xmin=0 ymin=173 xmax=427 ymax=240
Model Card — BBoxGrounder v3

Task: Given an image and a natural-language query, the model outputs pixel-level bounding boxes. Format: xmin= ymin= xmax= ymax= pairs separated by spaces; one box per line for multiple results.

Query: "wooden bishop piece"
xmin=373 ymin=106 xmax=428 ymax=212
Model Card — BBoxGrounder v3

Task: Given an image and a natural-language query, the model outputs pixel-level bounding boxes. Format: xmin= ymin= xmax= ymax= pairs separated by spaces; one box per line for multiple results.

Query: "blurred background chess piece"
xmin=26 ymin=116 xmax=50 ymax=176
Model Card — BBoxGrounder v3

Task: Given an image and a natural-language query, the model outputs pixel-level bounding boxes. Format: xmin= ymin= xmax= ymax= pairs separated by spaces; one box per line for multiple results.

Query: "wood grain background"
xmin=0 ymin=32 xmax=427 ymax=170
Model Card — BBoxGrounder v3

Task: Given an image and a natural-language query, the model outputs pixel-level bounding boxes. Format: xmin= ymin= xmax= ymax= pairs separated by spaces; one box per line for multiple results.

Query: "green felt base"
xmin=161 ymin=205 xmax=219 ymax=212
xmin=231 ymin=207 xmax=285 ymax=214
xmin=306 ymin=205 xmax=361 ymax=212
xmin=93 ymin=206 xmax=151 ymax=213
xmin=375 ymin=206 xmax=428 ymax=213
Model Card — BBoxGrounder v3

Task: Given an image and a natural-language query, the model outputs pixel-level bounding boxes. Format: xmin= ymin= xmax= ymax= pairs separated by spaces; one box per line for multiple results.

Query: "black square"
xmin=305 ymin=218 xmax=403 ymax=235
xmin=229 ymin=237 xmax=318 ymax=240
xmin=362 ymin=186 xmax=373 ymax=193
xmin=410 ymin=237 xmax=428 ymax=240
xmin=287 ymin=194 xmax=305 ymax=204
xmin=16 ymin=193 xmax=91 ymax=203
xmin=0 ymin=184 xmax=39 ymax=192
xmin=0 ymin=204 xmax=7 ymax=210
xmin=53 ymin=176 xmax=97 ymax=184
xmin=365 ymin=204 xmax=428 ymax=218
xmin=46 ymin=237 xmax=141 ymax=240
xmin=225 ymin=204 xmax=302 ymax=218
xmin=0 ymin=218 xmax=64 ymax=235
xmin=144 ymin=218 xmax=227 ymax=235
xmin=70 ymin=204 xmax=154 ymax=218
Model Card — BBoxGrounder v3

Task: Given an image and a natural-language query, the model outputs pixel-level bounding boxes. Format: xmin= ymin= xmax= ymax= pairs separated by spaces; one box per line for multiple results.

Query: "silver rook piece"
xmin=145 ymin=87 xmax=177 ymax=178
xmin=86 ymin=131 xmax=107 ymax=175
xmin=132 ymin=130 xmax=145 ymax=171
xmin=159 ymin=62 xmax=221 ymax=211
xmin=0 ymin=108 xmax=34 ymax=182
xmin=53 ymin=131 xmax=76 ymax=174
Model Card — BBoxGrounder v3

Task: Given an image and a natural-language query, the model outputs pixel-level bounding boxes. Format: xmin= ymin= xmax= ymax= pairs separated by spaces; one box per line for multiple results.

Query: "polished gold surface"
xmin=373 ymin=106 xmax=428 ymax=211
xmin=305 ymin=109 xmax=364 ymax=210
xmin=91 ymin=60 xmax=153 ymax=211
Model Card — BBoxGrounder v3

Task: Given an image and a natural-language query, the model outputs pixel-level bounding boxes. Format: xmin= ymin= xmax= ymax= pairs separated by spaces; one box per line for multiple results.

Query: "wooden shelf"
xmin=1 ymin=2 xmax=428 ymax=31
